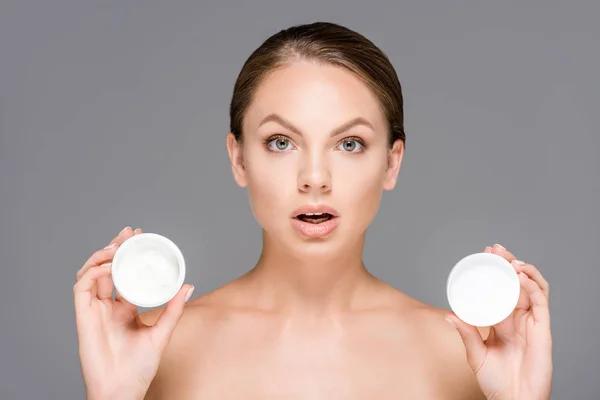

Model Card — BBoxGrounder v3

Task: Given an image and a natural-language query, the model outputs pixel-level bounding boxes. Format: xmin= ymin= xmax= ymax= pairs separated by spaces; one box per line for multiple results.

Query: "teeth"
xmin=306 ymin=212 xmax=325 ymax=216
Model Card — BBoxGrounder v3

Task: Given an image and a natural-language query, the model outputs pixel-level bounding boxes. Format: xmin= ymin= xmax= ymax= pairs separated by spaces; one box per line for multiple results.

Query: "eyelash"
xmin=263 ymin=135 xmax=368 ymax=153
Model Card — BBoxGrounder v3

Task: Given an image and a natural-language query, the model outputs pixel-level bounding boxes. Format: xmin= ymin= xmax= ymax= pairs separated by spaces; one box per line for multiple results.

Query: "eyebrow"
xmin=258 ymin=113 xmax=375 ymax=138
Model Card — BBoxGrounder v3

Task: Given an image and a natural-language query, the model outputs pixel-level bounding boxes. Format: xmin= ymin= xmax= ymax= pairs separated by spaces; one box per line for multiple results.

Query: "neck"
xmin=241 ymin=229 xmax=379 ymax=317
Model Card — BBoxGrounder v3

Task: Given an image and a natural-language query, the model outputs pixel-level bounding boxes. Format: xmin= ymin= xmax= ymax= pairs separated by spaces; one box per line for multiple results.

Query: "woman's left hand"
xmin=446 ymin=244 xmax=553 ymax=400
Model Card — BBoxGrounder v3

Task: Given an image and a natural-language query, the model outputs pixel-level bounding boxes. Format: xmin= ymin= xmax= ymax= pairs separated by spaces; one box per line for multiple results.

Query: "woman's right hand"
xmin=74 ymin=226 xmax=195 ymax=400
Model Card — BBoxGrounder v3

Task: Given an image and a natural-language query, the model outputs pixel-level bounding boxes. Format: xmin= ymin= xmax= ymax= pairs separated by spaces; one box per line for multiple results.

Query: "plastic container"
xmin=446 ymin=252 xmax=520 ymax=327
xmin=111 ymin=233 xmax=186 ymax=308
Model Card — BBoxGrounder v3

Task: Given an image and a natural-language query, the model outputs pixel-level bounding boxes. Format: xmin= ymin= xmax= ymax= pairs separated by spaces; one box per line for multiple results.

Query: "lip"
xmin=290 ymin=204 xmax=340 ymax=218
xmin=290 ymin=216 xmax=340 ymax=238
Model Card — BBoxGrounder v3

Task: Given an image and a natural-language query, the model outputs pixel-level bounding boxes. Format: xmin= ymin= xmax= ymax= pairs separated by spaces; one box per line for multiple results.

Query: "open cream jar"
xmin=447 ymin=252 xmax=520 ymax=327
xmin=111 ymin=233 xmax=186 ymax=308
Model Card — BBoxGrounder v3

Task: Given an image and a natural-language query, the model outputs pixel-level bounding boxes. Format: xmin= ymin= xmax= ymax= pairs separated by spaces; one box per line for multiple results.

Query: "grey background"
xmin=1 ymin=1 xmax=598 ymax=398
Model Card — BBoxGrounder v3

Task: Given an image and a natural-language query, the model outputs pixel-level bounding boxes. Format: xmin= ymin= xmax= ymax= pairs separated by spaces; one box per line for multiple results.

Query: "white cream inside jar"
xmin=112 ymin=233 xmax=185 ymax=308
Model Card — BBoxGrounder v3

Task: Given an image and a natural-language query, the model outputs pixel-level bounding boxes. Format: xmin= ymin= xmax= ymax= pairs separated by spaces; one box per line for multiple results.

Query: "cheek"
xmin=245 ymin=155 xmax=296 ymax=227
xmin=333 ymin=157 xmax=386 ymax=223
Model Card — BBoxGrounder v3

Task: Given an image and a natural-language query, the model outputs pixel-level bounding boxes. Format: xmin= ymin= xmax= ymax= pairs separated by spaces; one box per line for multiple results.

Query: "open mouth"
xmin=295 ymin=213 xmax=334 ymax=224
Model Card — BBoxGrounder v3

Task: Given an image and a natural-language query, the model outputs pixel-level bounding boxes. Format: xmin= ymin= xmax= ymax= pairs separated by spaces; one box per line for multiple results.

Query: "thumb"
xmin=446 ymin=314 xmax=488 ymax=373
xmin=150 ymin=284 xmax=195 ymax=351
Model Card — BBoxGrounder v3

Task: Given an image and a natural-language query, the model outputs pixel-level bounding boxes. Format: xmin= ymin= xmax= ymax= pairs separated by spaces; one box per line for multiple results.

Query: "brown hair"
xmin=229 ymin=21 xmax=406 ymax=149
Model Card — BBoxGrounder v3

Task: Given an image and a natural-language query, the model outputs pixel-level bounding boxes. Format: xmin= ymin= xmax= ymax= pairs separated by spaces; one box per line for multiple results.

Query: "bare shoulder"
xmin=139 ymin=286 xmax=233 ymax=399
xmin=139 ymin=279 xmax=489 ymax=399
xmin=376 ymin=282 xmax=491 ymax=339
xmin=381 ymin=284 xmax=488 ymax=400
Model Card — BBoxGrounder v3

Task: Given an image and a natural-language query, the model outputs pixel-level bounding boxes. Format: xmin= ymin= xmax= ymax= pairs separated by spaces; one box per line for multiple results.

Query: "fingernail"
xmin=184 ymin=286 xmax=195 ymax=302
xmin=104 ymin=243 xmax=117 ymax=249
xmin=100 ymin=262 xmax=112 ymax=268
xmin=494 ymin=243 xmax=506 ymax=250
xmin=445 ymin=316 xmax=457 ymax=329
xmin=513 ymin=259 xmax=525 ymax=265
xmin=120 ymin=226 xmax=131 ymax=234
xmin=519 ymin=272 xmax=528 ymax=279
xmin=134 ymin=228 xmax=142 ymax=234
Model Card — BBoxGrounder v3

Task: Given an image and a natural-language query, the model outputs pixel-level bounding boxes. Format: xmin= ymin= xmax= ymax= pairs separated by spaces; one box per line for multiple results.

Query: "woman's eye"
xmin=266 ymin=137 xmax=364 ymax=153
xmin=268 ymin=137 xmax=293 ymax=151
xmin=337 ymin=139 xmax=364 ymax=153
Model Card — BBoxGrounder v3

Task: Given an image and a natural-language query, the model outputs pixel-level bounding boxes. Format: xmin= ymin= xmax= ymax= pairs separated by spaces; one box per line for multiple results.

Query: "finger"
xmin=149 ymin=285 xmax=195 ymax=351
xmin=96 ymin=262 xmax=115 ymax=300
xmin=514 ymin=280 xmax=532 ymax=311
xmin=73 ymin=265 xmax=112 ymax=309
xmin=512 ymin=260 xmax=549 ymax=300
xmin=446 ymin=314 xmax=488 ymax=374
xmin=519 ymin=272 xmax=550 ymax=325
xmin=98 ymin=228 xmax=142 ymax=300
xmin=75 ymin=227 xmax=133 ymax=281
xmin=490 ymin=243 xmax=517 ymax=263
xmin=76 ymin=243 xmax=120 ymax=281
xmin=109 ymin=226 xmax=135 ymax=246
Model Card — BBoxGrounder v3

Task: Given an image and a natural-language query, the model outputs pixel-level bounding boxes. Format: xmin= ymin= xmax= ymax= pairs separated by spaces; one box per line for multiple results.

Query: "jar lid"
xmin=447 ymin=252 xmax=520 ymax=327
xmin=112 ymin=233 xmax=186 ymax=308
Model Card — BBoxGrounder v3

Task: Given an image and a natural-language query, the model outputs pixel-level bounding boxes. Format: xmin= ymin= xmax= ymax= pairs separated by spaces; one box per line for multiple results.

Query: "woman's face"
xmin=227 ymin=61 xmax=403 ymax=257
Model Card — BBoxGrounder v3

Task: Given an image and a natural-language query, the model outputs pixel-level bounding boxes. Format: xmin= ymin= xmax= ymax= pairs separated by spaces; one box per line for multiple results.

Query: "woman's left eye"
xmin=337 ymin=139 xmax=364 ymax=153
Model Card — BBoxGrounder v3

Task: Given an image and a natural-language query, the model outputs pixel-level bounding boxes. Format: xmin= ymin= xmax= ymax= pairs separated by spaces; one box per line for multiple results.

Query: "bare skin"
xmin=142 ymin=274 xmax=489 ymax=400
xmin=75 ymin=60 xmax=551 ymax=399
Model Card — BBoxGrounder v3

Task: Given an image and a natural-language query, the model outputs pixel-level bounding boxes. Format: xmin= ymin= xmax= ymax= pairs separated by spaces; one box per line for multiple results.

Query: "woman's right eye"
xmin=267 ymin=136 xmax=293 ymax=151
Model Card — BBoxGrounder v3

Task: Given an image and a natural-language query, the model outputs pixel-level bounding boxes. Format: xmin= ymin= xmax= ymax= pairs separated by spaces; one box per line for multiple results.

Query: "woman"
xmin=74 ymin=22 xmax=552 ymax=399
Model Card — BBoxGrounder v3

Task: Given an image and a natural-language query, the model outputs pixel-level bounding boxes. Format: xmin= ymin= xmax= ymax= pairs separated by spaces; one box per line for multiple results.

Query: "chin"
xmin=289 ymin=242 xmax=345 ymax=262
xmin=289 ymin=231 xmax=362 ymax=259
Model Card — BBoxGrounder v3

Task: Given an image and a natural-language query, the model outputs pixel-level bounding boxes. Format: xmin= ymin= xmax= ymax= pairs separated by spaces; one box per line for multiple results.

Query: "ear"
xmin=226 ymin=132 xmax=248 ymax=187
xmin=383 ymin=139 xmax=404 ymax=191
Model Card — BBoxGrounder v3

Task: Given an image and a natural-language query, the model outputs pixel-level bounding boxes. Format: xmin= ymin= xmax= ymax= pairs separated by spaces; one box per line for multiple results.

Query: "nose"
xmin=298 ymin=152 xmax=331 ymax=194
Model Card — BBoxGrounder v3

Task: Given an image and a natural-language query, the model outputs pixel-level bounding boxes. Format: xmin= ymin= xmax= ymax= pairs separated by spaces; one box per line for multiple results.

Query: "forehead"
xmin=244 ymin=61 xmax=387 ymax=133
